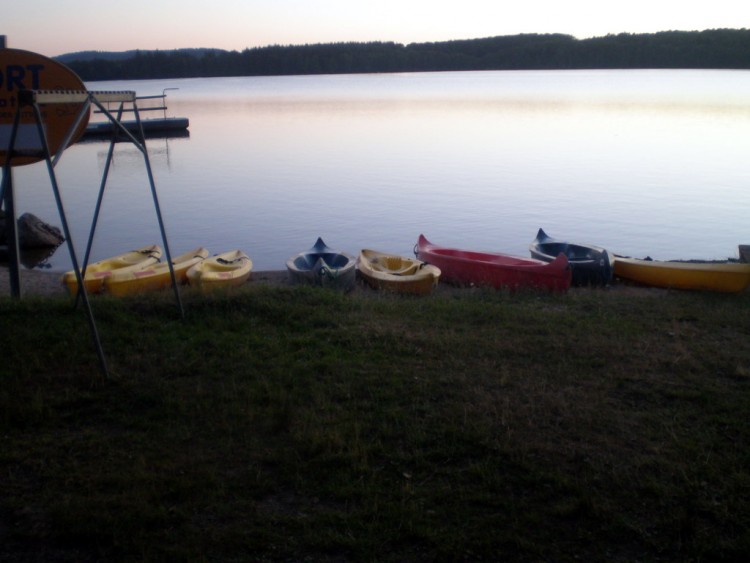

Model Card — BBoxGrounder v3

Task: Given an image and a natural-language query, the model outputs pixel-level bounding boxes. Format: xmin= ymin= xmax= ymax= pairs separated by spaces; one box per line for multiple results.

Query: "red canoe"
xmin=415 ymin=234 xmax=571 ymax=291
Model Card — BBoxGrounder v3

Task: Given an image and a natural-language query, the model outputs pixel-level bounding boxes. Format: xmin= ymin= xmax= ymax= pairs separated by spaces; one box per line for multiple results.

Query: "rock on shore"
xmin=0 ymin=212 xmax=65 ymax=248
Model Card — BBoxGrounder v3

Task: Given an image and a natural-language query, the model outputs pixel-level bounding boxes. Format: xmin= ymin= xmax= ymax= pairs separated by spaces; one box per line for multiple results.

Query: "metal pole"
xmin=51 ymin=98 xmax=93 ymax=169
xmin=132 ymin=103 xmax=184 ymax=319
xmin=2 ymin=169 xmax=21 ymax=297
xmin=2 ymin=104 xmax=24 ymax=298
xmin=91 ymin=100 xmax=146 ymax=148
xmin=161 ymin=88 xmax=179 ymax=119
xmin=74 ymin=102 xmax=125 ymax=308
xmin=30 ymin=101 xmax=109 ymax=378
xmin=84 ymin=95 xmax=184 ymax=318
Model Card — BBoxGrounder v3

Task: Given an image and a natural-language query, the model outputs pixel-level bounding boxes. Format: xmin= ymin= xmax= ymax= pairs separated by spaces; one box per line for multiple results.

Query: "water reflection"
xmin=9 ymin=69 xmax=750 ymax=272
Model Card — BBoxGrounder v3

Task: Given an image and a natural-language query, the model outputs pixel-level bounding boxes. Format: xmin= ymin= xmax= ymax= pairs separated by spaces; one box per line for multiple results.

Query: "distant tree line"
xmin=62 ymin=30 xmax=750 ymax=81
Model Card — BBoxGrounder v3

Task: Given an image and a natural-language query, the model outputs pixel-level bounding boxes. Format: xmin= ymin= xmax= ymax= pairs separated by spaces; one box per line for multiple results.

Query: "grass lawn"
xmin=1 ymin=283 xmax=749 ymax=561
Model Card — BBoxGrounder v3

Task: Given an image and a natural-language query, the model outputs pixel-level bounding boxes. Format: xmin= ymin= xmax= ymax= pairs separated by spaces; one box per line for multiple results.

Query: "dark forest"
xmin=60 ymin=29 xmax=750 ymax=81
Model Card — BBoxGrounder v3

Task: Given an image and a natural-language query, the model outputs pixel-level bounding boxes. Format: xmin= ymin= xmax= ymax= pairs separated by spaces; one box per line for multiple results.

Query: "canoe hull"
xmin=186 ymin=250 xmax=252 ymax=288
xmin=529 ymin=228 xmax=613 ymax=286
xmin=357 ymin=249 xmax=441 ymax=295
xmin=62 ymin=245 xmax=162 ymax=294
xmin=613 ymin=256 xmax=750 ymax=293
xmin=286 ymin=238 xmax=356 ymax=291
xmin=416 ymin=234 xmax=570 ymax=291
xmin=104 ymin=248 xmax=209 ymax=296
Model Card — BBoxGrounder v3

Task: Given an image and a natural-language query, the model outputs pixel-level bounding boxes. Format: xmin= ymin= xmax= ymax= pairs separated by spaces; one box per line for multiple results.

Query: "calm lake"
xmin=9 ymin=69 xmax=750 ymax=272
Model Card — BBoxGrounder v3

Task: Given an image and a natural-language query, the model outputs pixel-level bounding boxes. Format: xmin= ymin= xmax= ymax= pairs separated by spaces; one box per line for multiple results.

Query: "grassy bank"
xmin=1 ymin=284 xmax=749 ymax=561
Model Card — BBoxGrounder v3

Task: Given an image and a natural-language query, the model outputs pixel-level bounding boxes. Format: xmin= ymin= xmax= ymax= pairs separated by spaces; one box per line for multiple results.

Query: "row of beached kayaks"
xmin=286 ymin=238 xmax=441 ymax=295
xmin=62 ymin=231 xmax=750 ymax=297
xmin=522 ymin=229 xmax=750 ymax=293
xmin=62 ymin=247 xmax=252 ymax=295
xmin=61 ymin=238 xmax=442 ymax=297
xmin=290 ymin=232 xmax=750 ymax=294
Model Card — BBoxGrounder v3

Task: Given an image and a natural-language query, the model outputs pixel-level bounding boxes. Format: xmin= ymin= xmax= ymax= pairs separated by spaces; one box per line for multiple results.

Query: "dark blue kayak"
xmin=286 ymin=237 xmax=356 ymax=291
xmin=529 ymin=228 xmax=613 ymax=286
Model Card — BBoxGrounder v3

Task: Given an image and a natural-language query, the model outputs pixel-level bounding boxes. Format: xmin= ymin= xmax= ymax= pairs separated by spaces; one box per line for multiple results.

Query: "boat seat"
xmin=294 ymin=253 xmax=351 ymax=271
xmin=371 ymin=256 xmax=419 ymax=275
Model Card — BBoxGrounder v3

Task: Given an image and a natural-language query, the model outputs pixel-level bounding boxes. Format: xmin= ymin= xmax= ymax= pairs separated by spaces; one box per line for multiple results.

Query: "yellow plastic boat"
xmin=613 ymin=255 xmax=750 ymax=293
xmin=103 ymin=248 xmax=209 ymax=296
xmin=62 ymin=245 xmax=162 ymax=294
xmin=357 ymin=249 xmax=441 ymax=295
xmin=186 ymin=250 xmax=252 ymax=289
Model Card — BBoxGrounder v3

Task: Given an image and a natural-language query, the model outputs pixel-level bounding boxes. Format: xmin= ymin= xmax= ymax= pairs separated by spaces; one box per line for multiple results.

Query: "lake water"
xmin=8 ymin=69 xmax=750 ymax=272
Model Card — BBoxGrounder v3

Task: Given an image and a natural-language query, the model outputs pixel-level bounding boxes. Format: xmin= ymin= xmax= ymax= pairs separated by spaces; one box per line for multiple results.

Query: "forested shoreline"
xmin=60 ymin=29 xmax=750 ymax=80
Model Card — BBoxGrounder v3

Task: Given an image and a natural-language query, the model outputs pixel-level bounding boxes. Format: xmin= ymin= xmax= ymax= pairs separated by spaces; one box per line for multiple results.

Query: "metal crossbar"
xmin=20 ymin=89 xmax=137 ymax=104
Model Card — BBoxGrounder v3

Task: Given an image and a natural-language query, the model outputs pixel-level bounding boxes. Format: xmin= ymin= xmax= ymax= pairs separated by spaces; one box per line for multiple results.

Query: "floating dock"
xmin=82 ymin=116 xmax=189 ymax=139
xmin=81 ymin=90 xmax=189 ymax=141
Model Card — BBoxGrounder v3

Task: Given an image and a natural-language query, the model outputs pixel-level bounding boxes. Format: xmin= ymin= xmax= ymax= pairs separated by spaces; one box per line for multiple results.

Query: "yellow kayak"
xmin=186 ymin=250 xmax=252 ymax=289
xmin=357 ymin=249 xmax=441 ymax=295
xmin=103 ymin=248 xmax=209 ymax=296
xmin=62 ymin=245 xmax=162 ymax=294
xmin=613 ymin=255 xmax=750 ymax=293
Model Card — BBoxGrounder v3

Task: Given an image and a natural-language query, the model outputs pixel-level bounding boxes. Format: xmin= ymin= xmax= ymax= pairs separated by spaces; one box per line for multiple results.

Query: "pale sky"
xmin=4 ymin=0 xmax=750 ymax=58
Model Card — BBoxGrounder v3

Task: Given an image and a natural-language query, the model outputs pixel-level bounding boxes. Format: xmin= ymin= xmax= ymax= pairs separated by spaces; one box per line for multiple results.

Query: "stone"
xmin=15 ymin=212 xmax=65 ymax=248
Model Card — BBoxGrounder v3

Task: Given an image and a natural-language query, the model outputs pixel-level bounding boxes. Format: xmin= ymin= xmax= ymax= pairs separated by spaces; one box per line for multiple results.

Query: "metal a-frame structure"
xmin=1 ymin=88 xmax=184 ymax=378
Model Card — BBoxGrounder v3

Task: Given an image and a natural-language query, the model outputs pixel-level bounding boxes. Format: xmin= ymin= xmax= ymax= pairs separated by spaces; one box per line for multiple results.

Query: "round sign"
xmin=0 ymin=48 xmax=90 ymax=166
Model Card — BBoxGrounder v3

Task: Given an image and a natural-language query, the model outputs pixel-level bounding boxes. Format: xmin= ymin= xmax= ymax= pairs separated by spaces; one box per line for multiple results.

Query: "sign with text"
xmin=0 ymin=48 xmax=89 ymax=166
